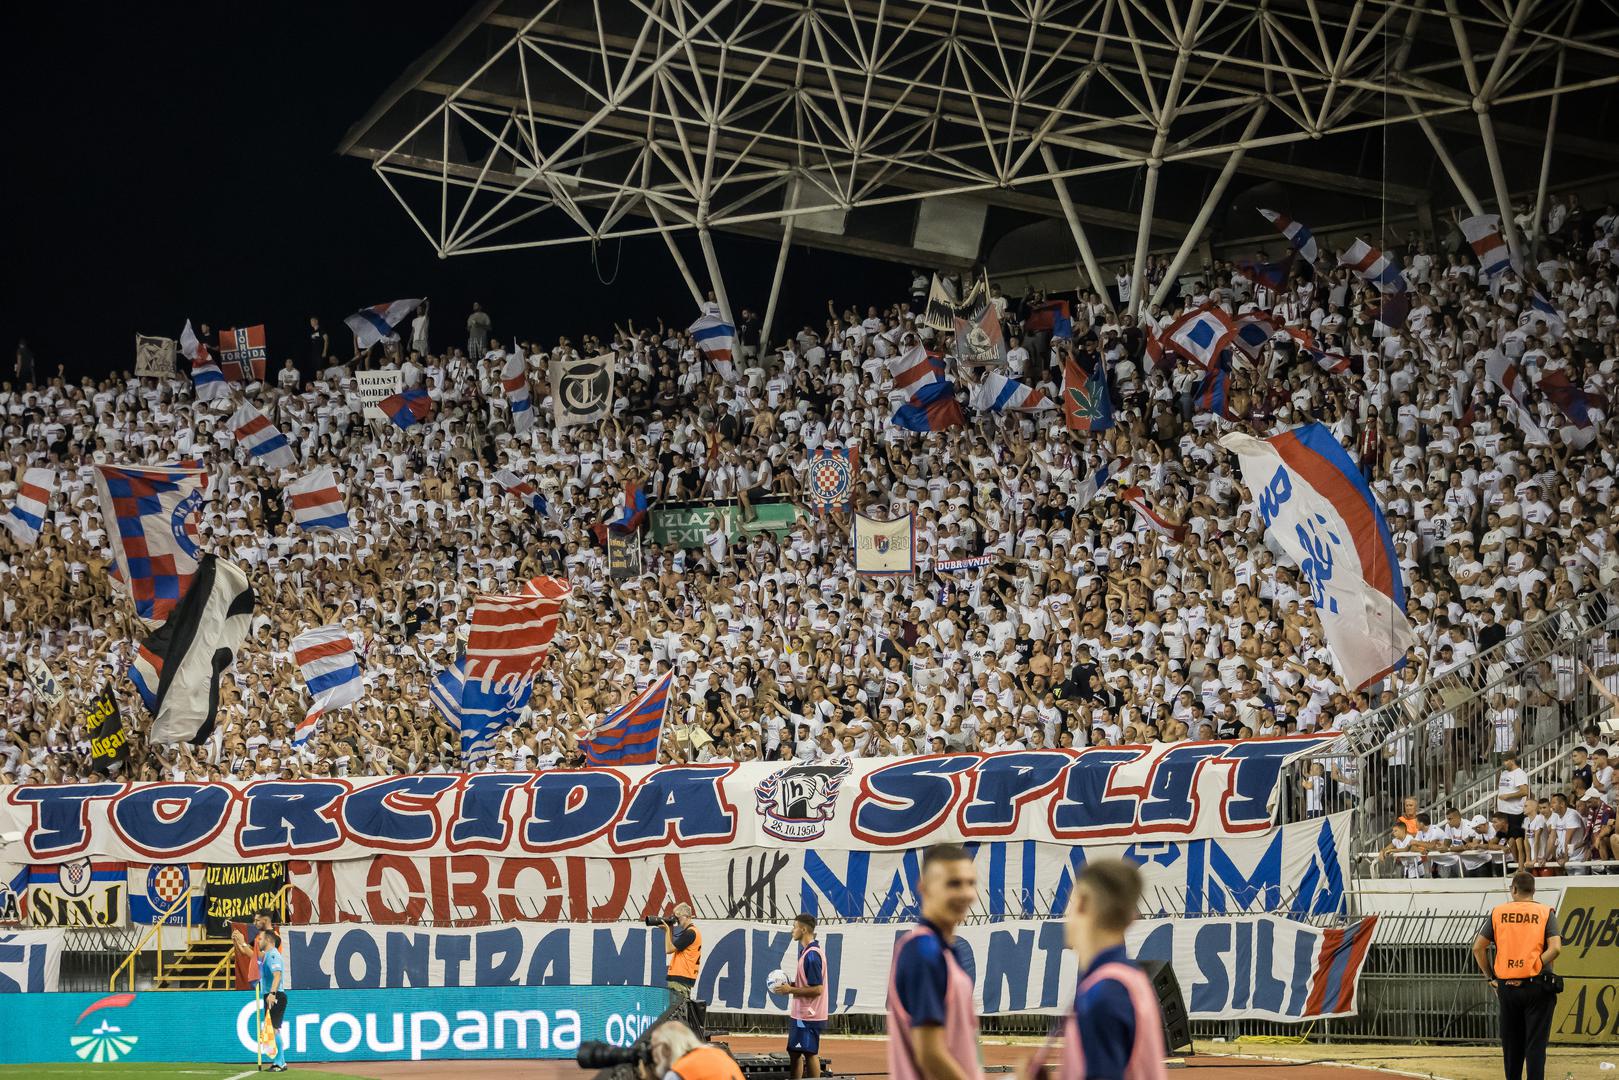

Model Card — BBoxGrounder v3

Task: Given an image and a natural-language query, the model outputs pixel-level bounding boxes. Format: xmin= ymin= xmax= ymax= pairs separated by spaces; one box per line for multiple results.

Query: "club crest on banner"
xmin=170 ymin=489 xmax=205 ymax=557
xmin=57 ymin=858 xmax=94 ymax=899
xmin=145 ymin=864 xmax=191 ymax=912
xmin=754 ymin=758 xmax=852 ymax=841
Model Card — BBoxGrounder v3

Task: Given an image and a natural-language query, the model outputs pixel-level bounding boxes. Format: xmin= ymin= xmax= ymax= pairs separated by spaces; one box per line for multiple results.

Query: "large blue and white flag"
xmin=345 ymin=299 xmax=423 ymax=350
xmin=1220 ymin=424 xmax=1414 ymax=689
xmin=430 ymin=657 xmax=535 ymax=762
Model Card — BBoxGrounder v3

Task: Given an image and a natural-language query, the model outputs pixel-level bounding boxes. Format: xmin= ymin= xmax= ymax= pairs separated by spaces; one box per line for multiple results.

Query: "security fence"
xmin=700 ymin=910 xmax=1500 ymax=1044
xmin=1285 ymin=587 xmax=1619 ymax=861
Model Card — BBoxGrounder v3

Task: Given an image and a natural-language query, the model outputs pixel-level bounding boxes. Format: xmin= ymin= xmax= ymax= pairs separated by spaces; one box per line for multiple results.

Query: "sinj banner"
xmin=0 ymin=737 xmax=1331 ymax=863
xmin=285 ymin=813 xmax=1351 ymax=925
xmin=285 ymin=914 xmax=1377 ymax=1022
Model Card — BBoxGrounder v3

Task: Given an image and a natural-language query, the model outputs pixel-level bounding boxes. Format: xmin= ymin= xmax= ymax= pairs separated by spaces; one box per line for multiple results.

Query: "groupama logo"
xmin=70 ymin=994 xmax=139 ymax=1063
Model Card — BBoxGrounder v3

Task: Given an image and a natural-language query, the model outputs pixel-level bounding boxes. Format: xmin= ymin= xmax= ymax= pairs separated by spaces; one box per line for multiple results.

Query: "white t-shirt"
xmin=1496 ymin=767 xmax=1529 ymax=814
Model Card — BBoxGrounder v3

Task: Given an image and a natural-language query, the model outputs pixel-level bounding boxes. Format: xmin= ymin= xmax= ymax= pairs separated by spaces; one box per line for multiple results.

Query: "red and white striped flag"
xmin=227 ymin=403 xmax=297 ymax=471
xmin=467 ymin=577 xmax=572 ymax=683
xmin=291 ymin=625 xmax=364 ymax=747
xmin=1122 ymin=487 xmax=1189 ymax=543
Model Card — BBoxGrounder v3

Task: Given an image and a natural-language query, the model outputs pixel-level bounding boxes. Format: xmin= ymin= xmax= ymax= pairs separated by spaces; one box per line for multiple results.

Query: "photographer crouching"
xmin=650 ymin=902 xmax=701 ymax=1004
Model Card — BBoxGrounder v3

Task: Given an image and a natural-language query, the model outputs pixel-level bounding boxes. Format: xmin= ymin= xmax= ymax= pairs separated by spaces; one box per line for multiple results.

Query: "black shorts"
xmin=265 ymin=990 xmax=288 ymax=1028
xmin=1502 ymin=812 xmax=1525 ymax=839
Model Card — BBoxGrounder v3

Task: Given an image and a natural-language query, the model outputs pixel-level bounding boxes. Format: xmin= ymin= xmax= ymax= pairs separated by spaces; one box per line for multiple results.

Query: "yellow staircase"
xmin=153 ymin=939 xmax=237 ymax=990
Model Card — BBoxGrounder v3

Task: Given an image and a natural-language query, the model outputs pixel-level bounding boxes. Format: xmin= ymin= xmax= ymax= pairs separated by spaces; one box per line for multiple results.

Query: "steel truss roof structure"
xmin=342 ymin=0 xmax=1619 ymax=329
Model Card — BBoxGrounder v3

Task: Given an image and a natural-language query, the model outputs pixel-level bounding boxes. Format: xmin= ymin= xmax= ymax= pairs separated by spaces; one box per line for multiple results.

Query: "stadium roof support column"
xmin=1128 ymin=0 xmax=1204 ymax=314
xmin=1532 ymin=3 xmax=1580 ymax=252
xmin=760 ymin=213 xmax=796 ymax=355
xmin=1443 ymin=0 xmax=1531 ymax=269
xmin=1150 ymin=106 xmax=1268 ymax=310
xmin=649 ymin=203 xmax=706 ymax=308
xmin=697 ymin=224 xmax=735 ymax=327
xmin=1040 ymin=146 xmax=1114 ymax=312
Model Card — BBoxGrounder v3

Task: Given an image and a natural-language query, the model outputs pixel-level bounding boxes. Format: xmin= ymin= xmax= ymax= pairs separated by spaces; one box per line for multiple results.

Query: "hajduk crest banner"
xmin=1 ymin=736 xmax=1330 ymax=863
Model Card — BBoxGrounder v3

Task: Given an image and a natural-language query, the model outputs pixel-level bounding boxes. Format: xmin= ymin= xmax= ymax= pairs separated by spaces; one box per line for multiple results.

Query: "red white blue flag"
xmin=494 ymin=468 xmax=550 ymax=516
xmin=291 ymin=625 xmax=364 ymax=747
xmin=455 ymin=578 xmax=570 ymax=760
xmin=891 ymin=381 xmax=965 ymax=432
xmin=1258 ymin=208 xmax=1318 ymax=262
xmin=1460 ymin=215 xmax=1512 ymax=281
xmin=690 ymin=306 xmax=738 ymax=382
xmin=886 ymin=344 xmax=938 ymax=395
xmin=1162 ymin=306 xmax=1236 ymax=370
xmin=970 ymin=372 xmax=1053 ymax=412
xmin=1338 ymin=239 xmax=1408 ymax=294
xmin=2 ymin=467 xmax=55 ymax=547
xmin=181 ymin=320 xmax=230 ymax=403
xmin=93 ymin=464 xmax=209 ymax=623
xmin=583 ymin=670 xmax=674 ymax=767
xmin=284 ymin=467 xmax=352 ymax=534
xmin=502 ymin=352 xmax=533 ymax=434
xmin=345 ymin=299 xmax=421 ymax=350
xmin=380 ymin=388 xmax=433 ymax=430
xmin=1220 ymin=423 xmax=1413 ymax=689
xmin=227 ymin=403 xmax=297 ymax=471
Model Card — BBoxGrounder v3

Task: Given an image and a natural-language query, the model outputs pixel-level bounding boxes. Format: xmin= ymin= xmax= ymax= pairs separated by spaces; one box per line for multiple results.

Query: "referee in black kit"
xmin=1472 ymin=871 xmax=1563 ymax=1080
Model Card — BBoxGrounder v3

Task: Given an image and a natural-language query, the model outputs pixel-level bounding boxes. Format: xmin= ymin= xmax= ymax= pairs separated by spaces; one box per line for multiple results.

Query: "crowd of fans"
xmin=1 ymin=196 xmax=1617 ymax=867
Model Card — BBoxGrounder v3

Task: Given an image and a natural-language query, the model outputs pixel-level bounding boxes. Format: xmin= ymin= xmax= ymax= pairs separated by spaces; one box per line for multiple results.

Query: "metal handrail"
xmin=107 ymin=886 xmax=198 ymax=991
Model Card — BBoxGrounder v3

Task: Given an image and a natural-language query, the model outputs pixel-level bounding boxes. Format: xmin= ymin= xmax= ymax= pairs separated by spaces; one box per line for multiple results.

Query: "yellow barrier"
xmin=107 ymin=886 xmax=200 ymax=991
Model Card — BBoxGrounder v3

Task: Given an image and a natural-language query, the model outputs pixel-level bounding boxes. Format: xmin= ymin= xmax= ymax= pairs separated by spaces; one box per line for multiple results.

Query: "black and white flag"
xmin=129 ymin=555 xmax=256 ymax=745
xmin=549 ymin=354 xmax=615 ymax=428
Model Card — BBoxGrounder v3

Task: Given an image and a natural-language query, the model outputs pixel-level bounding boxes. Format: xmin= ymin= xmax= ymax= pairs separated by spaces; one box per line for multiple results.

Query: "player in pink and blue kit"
xmin=886 ymin=844 xmax=984 ymax=1080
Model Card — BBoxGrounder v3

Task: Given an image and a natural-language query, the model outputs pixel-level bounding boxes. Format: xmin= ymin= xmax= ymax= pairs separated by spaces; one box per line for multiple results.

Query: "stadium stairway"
xmin=1336 ymin=588 xmax=1618 ymax=857
xmin=152 ymin=940 xmax=237 ymax=990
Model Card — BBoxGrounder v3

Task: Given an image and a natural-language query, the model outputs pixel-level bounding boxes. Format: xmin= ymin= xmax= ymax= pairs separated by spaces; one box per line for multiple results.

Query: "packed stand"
xmin=0 ymin=197 xmax=1616 ymax=846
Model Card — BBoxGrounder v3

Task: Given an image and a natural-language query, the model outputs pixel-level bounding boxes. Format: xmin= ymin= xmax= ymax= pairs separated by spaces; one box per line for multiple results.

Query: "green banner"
xmin=650 ymin=501 xmax=799 ymax=548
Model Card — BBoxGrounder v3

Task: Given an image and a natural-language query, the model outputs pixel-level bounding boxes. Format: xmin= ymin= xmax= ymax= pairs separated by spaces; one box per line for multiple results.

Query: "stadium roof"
xmin=341 ymin=0 xmax=1619 ymax=314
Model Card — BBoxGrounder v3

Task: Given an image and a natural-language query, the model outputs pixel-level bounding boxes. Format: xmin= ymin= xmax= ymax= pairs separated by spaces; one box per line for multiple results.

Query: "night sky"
xmin=2 ymin=3 xmax=905 ymax=381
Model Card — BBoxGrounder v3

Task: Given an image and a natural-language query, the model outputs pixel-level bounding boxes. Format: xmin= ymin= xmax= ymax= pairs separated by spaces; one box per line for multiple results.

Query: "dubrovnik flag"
xmin=1162 ymin=306 xmax=1236 ymax=370
xmin=181 ymin=320 xmax=230 ymax=404
xmin=886 ymin=344 xmax=938 ymax=395
xmin=690 ymin=306 xmax=738 ymax=382
xmin=583 ymin=670 xmax=674 ymax=767
xmin=1220 ymin=423 xmax=1414 ymax=689
xmin=1258 ymin=209 xmax=1319 ymax=262
xmin=345 ymin=299 xmax=422 ymax=350
xmin=2 ymin=467 xmax=55 ymax=546
xmin=284 ymin=467 xmax=353 ymax=534
xmin=970 ymin=372 xmax=1053 ymax=412
xmin=226 ymin=402 xmax=297 ymax=471
xmin=1338 ymin=239 xmax=1408 ymax=294
xmin=1121 ymin=487 xmax=1189 ymax=543
xmin=291 ymin=625 xmax=364 ymax=747
xmin=1230 ymin=312 xmax=1276 ymax=361
xmin=1459 ymin=215 xmax=1512 ymax=281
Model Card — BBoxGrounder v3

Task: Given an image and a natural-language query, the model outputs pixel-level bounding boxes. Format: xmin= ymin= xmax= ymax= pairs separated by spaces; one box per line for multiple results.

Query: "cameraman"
xmin=661 ymin=903 xmax=702 ymax=1003
xmin=639 ymin=1020 xmax=743 ymax=1080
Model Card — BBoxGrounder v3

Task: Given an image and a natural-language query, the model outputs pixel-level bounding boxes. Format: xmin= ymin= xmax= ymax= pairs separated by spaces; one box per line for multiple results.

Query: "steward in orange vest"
xmin=1472 ymin=871 xmax=1563 ymax=1080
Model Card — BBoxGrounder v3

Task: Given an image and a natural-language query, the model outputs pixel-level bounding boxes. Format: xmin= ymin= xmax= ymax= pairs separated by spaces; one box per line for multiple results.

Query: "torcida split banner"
xmin=1 ymin=737 xmax=1329 ymax=864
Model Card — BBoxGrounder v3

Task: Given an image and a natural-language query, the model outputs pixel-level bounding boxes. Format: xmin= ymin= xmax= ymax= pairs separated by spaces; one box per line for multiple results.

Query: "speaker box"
xmin=1140 ymin=959 xmax=1195 ymax=1056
